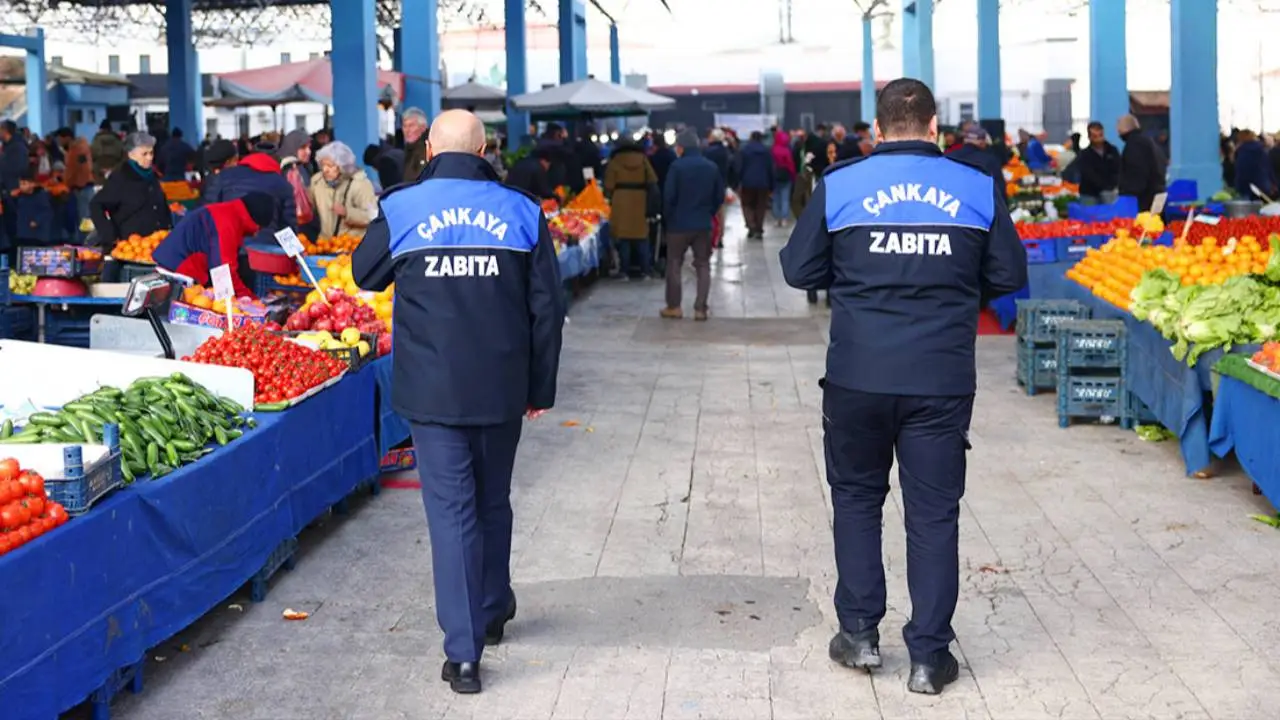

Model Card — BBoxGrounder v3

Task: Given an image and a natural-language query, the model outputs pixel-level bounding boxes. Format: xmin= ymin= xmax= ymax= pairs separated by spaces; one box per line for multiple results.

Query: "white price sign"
xmin=1149 ymin=192 xmax=1168 ymax=216
xmin=1194 ymin=214 xmax=1221 ymax=225
xmin=210 ymin=264 xmax=234 ymax=300
xmin=274 ymin=227 xmax=306 ymax=257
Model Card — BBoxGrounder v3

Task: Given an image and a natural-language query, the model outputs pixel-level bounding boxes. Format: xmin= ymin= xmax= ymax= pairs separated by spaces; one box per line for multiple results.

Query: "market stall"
xmin=1210 ymin=351 xmax=1280 ymax=506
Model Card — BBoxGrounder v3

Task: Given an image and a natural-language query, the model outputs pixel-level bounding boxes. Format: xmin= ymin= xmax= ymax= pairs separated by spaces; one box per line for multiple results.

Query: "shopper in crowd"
xmin=198 ymin=139 xmax=239 ymax=207
xmin=948 ymin=126 xmax=1006 ymax=199
xmin=1019 ymin=128 xmax=1052 ymax=171
xmin=506 ymin=146 xmax=557 ymax=202
xmin=156 ymin=128 xmax=195 ymax=181
xmin=364 ymin=142 xmax=405 ymax=193
xmin=852 ymin=122 xmax=874 ymax=156
xmin=482 ymin=135 xmax=506 ymax=179
xmin=648 ymin=132 xmax=677 ymax=192
xmin=89 ymin=132 xmax=172 ymax=248
xmin=309 ymin=140 xmax=377 ymax=240
xmin=735 ymin=130 xmax=774 ymax=240
xmin=1221 ymin=135 xmax=1236 ymax=189
xmin=1060 ymin=132 xmax=1082 ymax=184
xmin=781 ymin=77 xmax=1026 ymax=697
xmin=806 ymin=123 xmax=832 ymax=174
xmin=13 ymin=169 xmax=53 ymax=246
xmin=89 ymin=121 xmax=123 ymax=186
xmin=1117 ymin=114 xmax=1167 ymax=212
xmin=278 ymin=129 xmax=316 ymax=238
xmin=703 ymin=128 xmax=731 ymax=184
xmin=29 ymin=139 xmax=52 ymax=177
xmin=152 ymin=192 xmax=277 ymax=299
xmin=59 ymin=128 xmax=94 ymax=238
xmin=833 ymin=123 xmax=863 ymax=161
xmin=1232 ymin=129 xmax=1275 ymax=202
xmin=603 ymin=138 xmax=659 ymax=279
xmin=352 ymin=109 xmax=564 ymax=696
xmin=1077 ymin=121 xmax=1121 ymax=205
xmin=790 ymin=146 xmax=834 ymax=307
xmin=202 ymin=138 xmax=295 ymax=244
xmin=770 ymin=128 xmax=797 ymax=228
xmin=0 ymin=120 xmax=28 ymax=243
xmin=401 ymin=107 xmax=429 ymax=183
xmin=575 ymin=127 xmax=603 ymax=186
xmin=661 ymin=130 xmax=725 ymax=321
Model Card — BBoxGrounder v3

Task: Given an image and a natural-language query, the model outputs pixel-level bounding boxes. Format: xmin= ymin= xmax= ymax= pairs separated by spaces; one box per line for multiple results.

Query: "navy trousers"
xmin=822 ymin=380 xmax=974 ymax=664
xmin=411 ymin=419 xmax=523 ymax=663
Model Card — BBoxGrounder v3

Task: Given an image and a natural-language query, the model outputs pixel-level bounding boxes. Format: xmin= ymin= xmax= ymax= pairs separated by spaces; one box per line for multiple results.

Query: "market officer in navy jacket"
xmin=780 ymin=78 xmax=1026 ymax=695
xmin=352 ymin=109 xmax=566 ymax=695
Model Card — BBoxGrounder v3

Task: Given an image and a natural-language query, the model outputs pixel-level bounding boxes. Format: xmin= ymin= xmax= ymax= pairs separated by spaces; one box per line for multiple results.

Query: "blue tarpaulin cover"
xmin=371 ymin=356 xmax=411 ymax=457
xmin=1211 ymin=377 xmax=1280 ymax=505
xmin=0 ymin=369 xmax=379 ymax=719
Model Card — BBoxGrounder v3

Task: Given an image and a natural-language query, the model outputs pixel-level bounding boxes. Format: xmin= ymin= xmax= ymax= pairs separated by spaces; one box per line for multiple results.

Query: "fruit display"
xmin=185 ymin=323 xmax=348 ymax=407
xmin=1067 ymin=232 xmax=1272 ymax=310
xmin=540 ymin=198 xmax=560 ymax=214
xmin=303 ymin=256 xmax=394 ymax=329
xmin=548 ymin=211 xmax=600 ymax=247
xmin=1166 ymin=216 xmax=1280 ymax=246
xmin=1252 ymin=342 xmax=1280 ymax=375
xmin=180 ymin=286 xmax=269 ymax=316
xmin=284 ymin=288 xmax=392 ymax=354
xmin=111 ymin=230 xmax=170 ymax=264
xmin=293 ymin=328 xmax=377 ymax=359
xmin=0 ymin=459 xmax=69 ymax=555
xmin=300 ymin=233 xmax=362 ymax=255
xmin=565 ymin=180 xmax=610 ymax=217
xmin=0 ymin=375 xmax=254 ymax=484
xmin=40 ymin=180 xmax=70 ymax=199
xmin=160 ymin=180 xmax=199 ymax=202
xmin=272 ymin=273 xmax=309 ymax=287
xmin=1017 ymin=218 xmax=1139 ymax=240
xmin=7 ymin=272 xmax=35 ymax=295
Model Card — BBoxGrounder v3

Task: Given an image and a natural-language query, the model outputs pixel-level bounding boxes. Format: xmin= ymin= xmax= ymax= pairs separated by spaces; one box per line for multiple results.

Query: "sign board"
xmin=210 ymin=264 xmax=234 ymax=301
xmin=1149 ymin=192 xmax=1167 ymax=216
xmin=713 ymin=114 xmax=778 ymax=138
xmin=274 ymin=227 xmax=306 ymax=257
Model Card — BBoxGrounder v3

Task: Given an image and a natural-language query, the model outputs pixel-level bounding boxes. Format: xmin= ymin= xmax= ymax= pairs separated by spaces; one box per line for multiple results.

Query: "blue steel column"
xmin=402 ymin=0 xmax=441 ymax=119
xmin=609 ymin=23 xmax=621 ymax=84
xmin=559 ymin=0 xmax=587 ymax=83
xmin=392 ymin=27 xmax=403 ymax=72
xmin=330 ymin=0 xmax=377 ymax=151
xmin=977 ymin=0 xmax=1001 ymax=121
xmin=902 ymin=1 xmax=918 ymax=80
xmin=1169 ymin=0 xmax=1219 ymax=197
xmin=505 ymin=0 xmax=530 ymax=146
xmin=165 ymin=0 xmax=202 ymax=142
xmin=860 ymin=15 xmax=875 ymax=123
xmin=1089 ymin=0 xmax=1128 ymax=142
xmin=24 ymin=29 xmax=46 ymax=137
xmin=915 ymin=0 xmax=933 ymax=89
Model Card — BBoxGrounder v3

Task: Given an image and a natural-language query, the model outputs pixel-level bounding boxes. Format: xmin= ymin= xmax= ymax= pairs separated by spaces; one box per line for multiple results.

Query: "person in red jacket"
xmin=152 ymin=192 xmax=275 ymax=298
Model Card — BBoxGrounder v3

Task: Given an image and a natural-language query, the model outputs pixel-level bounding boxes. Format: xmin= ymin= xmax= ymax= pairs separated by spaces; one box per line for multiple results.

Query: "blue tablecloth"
xmin=557 ymin=224 xmax=604 ymax=280
xmin=0 ymin=369 xmax=380 ymax=720
xmin=1210 ymin=377 xmax=1280 ymax=506
xmin=991 ymin=261 xmax=1077 ymax=328
xmin=371 ymin=355 xmax=411 ymax=457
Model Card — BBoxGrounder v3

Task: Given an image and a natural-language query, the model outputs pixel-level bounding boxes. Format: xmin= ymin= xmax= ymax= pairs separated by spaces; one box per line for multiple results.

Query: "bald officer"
xmin=779 ymin=79 xmax=1026 ymax=695
xmin=353 ymin=110 xmax=566 ymax=694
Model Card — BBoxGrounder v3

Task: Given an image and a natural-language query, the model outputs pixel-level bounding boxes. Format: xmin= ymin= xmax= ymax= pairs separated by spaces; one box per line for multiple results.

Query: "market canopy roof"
xmin=510 ymin=78 xmax=675 ymax=117
xmin=442 ymin=80 xmax=505 ymax=103
xmin=214 ymin=58 xmax=403 ymax=107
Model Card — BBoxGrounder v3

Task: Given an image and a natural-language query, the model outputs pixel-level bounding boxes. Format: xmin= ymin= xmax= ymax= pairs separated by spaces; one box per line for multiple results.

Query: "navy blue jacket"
xmin=649 ymin=146 xmax=677 ymax=190
xmin=1234 ymin=140 xmax=1276 ymax=201
xmin=780 ymin=141 xmax=1027 ymax=396
xmin=14 ymin=188 xmax=53 ymax=243
xmin=947 ymin=143 xmax=1007 ymax=199
xmin=663 ymin=149 xmax=726 ymax=233
xmin=736 ymin=141 xmax=775 ymax=191
xmin=158 ymin=138 xmax=195 ymax=180
xmin=704 ymin=142 xmax=731 ymax=183
xmin=0 ymin=136 xmax=28 ymax=191
xmin=352 ymin=153 xmax=566 ymax=425
xmin=202 ymin=153 xmax=297 ymax=243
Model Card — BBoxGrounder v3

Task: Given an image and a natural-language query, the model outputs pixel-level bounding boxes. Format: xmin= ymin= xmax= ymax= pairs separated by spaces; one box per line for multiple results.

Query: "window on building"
xmin=294 ymin=114 xmax=307 ymax=131
xmin=108 ymin=55 xmax=120 ymax=75
xmin=323 ymin=50 xmax=331 ymax=58
xmin=280 ymin=52 xmax=292 ymax=64
xmin=68 ymin=109 xmax=84 ymax=125
xmin=50 ymin=55 xmax=63 ymax=66
xmin=237 ymin=113 xmax=250 ymax=138
xmin=139 ymin=55 xmax=151 ymax=74
xmin=700 ymin=100 xmax=726 ymax=112
xmin=799 ymin=113 xmax=815 ymax=131
xmin=206 ymin=118 xmax=219 ymax=139
xmin=959 ymin=102 xmax=975 ymax=123
xmin=309 ymin=52 xmax=319 ymax=60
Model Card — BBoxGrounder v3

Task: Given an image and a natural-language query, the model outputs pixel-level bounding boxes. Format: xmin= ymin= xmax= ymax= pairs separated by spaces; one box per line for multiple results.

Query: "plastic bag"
xmin=287 ymin=166 xmax=314 ymax=225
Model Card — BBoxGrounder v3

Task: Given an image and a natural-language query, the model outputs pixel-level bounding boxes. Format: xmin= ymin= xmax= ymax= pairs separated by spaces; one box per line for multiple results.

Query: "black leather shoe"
xmin=828 ymin=628 xmax=882 ymax=671
xmin=907 ymin=651 xmax=959 ymax=695
xmin=484 ymin=595 xmax=517 ymax=646
xmin=441 ymin=660 xmax=481 ymax=694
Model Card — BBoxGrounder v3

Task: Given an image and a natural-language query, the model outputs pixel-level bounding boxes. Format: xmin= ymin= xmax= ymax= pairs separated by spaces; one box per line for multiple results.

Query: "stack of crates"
xmin=1015 ymin=299 xmax=1090 ymax=396
xmin=1055 ymin=319 xmax=1127 ymax=427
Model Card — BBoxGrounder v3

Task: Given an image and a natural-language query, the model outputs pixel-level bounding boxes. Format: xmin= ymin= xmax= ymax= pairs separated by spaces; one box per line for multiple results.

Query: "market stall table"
xmin=0 ymin=368 xmax=381 ymax=720
xmin=1210 ymin=376 xmax=1280 ymax=507
xmin=8 ymin=294 xmax=123 ymax=347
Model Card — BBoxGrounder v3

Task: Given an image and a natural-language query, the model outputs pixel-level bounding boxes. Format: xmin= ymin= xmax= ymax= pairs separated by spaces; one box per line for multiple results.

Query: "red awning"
xmin=214 ymin=59 xmax=404 ymax=106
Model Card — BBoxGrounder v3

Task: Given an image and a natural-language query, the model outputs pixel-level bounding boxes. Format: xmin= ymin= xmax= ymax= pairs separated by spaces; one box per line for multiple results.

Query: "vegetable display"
xmin=0 ymin=374 xmax=253 ymax=483
xmin=1166 ymin=216 xmax=1280 ymax=246
xmin=8 ymin=272 xmax=35 ymax=294
xmin=184 ymin=323 xmax=347 ymax=406
xmin=1016 ymin=218 xmax=1137 ymax=240
xmin=1253 ymin=342 xmax=1280 ymax=375
xmin=1130 ymin=271 xmax=1280 ymax=366
xmin=0 ymin=459 xmax=69 ymax=555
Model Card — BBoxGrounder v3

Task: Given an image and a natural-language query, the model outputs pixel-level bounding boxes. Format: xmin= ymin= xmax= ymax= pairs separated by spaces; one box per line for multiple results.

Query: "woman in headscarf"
xmin=278 ymin=129 xmax=317 ymax=238
xmin=309 ymin=141 xmax=378 ymax=240
xmin=89 ymin=131 xmax=172 ymax=248
xmin=770 ymin=128 xmax=797 ymax=228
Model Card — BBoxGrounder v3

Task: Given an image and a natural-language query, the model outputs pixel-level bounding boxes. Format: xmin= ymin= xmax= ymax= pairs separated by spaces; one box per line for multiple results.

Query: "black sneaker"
xmin=907 ymin=650 xmax=960 ymax=695
xmin=828 ymin=628 xmax=882 ymax=671
xmin=484 ymin=595 xmax=517 ymax=646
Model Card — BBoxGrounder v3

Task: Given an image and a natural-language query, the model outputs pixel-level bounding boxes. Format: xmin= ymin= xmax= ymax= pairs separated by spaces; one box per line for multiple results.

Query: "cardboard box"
xmin=380 ymin=447 xmax=417 ymax=473
xmin=168 ymin=300 xmax=266 ymax=331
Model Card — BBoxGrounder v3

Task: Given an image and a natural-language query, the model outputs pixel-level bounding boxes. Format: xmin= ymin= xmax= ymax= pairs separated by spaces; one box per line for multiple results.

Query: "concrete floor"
xmin=106 ymin=213 xmax=1280 ymax=720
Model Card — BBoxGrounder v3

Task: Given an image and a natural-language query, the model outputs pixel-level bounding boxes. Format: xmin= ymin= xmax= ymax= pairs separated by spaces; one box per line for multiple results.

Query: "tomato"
xmin=15 ymin=503 xmax=30 ymax=527
xmin=0 ymin=480 xmax=17 ymax=504
xmin=27 ymin=522 xmax=42 ymax=540
xmin=0 ymin=458 xmax=19 ymax=483
xmin=0 ymin=504 xmax=19 ymax=530
xmin=25 ymin=495 xmax=43 ymax=518
xmin=49 ymin=503 xmax=69 ymax=526
xmin=40 ymin=516 xmax=55 ymax=533
xmin=15 ymin=526 xmax=31 ymax=545
xmin=0 ymin=533 xmax=13 ymax=554
xmin=17 ymin=471 xmax=43 ymax=497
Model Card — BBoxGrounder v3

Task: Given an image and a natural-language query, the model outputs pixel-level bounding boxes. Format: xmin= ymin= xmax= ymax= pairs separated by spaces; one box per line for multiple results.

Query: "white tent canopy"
xmin=510 ymin=78 xmax=675 ymax=117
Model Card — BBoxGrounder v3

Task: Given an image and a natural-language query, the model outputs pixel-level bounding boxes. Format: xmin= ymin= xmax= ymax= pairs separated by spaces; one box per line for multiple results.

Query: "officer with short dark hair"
xmin=779 ymin=78 xmax=1026 ymax=695
xmin=353 ymin=109 xmax=566 ymax=695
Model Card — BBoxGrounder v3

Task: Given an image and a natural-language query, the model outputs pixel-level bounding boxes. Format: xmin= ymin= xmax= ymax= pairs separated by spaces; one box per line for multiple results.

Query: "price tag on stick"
xmin=210 ymin=263 xmax=236 ymax=332
xmin=275 ymin=227 xmax=330 ymax=306
xmin=1179 ymin=210 xmax=1196 ymax=244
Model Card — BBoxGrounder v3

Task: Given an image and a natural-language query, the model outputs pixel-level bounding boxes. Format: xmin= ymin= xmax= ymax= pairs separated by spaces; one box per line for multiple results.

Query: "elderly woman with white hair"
xmin=89 ymin=130 xmax=173 ymax=248
xmin=309 ymin=140 xmax=378 ymax=239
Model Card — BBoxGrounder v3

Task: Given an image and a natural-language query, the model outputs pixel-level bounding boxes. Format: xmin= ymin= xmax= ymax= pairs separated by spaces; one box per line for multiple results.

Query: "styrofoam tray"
xmin=1246 ymin=359 xmax=1280 ymax=383
xmin=2 ymin=443 xmax=111 ymax=479
xmin=253 ymin=369 xmax=348 ymax=412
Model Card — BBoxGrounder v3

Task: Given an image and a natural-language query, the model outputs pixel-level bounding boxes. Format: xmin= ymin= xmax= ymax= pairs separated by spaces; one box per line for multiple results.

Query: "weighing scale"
xmin=120 ymin=270 xmax=193 ymax=360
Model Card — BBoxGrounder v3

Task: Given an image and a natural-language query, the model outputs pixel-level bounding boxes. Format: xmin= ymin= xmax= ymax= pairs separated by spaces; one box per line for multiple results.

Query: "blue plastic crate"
xmin=44 ymin=424 xmax=124 ymax=516
xmin=1057 ymin=374 xmax=1125 ymax=427
xmin=1057 ymin=319 xmax=1126 ymax=370
xmin=1016 ymin=342 xmax=1057 ymax=395
xmin=1054 ymin=234 xmax=1110 ymax=263
xmin=250 ymin=535 xmax=299 ymax=602
xmin=1016 ymin=299 xmax=1090 ymax=345
xmin=1022 ymin=239 xmax=1059 ymax=264
xmin=1120 ymin=391 xmax=1159 ymax=430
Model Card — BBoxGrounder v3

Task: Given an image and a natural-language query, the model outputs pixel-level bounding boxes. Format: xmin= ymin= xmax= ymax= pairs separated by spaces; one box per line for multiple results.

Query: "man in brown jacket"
xmin=56 ymin=129 xmax=95 ymax=239
xmin=402 ymin=107 xmax=429 ymax=183
xmin=603 ymin=139 xmax=658 ymax=279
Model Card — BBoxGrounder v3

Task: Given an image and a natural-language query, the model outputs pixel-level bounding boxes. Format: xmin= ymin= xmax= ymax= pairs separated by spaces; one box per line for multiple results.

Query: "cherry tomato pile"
xmin=1017 ymin=219 xmax=1136 ymax=240
xmin=0 ymin=458 xmax=70 ymax=555
xmin=1165 ymin=216 xmax=1280 ymax=246
xmin=183 ymin=324 xmax=346 ymax=406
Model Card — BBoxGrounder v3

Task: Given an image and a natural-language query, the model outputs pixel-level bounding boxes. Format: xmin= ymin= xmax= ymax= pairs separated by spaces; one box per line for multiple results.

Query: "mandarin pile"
xmin=110 ymin=230 xmax=169 ymax=264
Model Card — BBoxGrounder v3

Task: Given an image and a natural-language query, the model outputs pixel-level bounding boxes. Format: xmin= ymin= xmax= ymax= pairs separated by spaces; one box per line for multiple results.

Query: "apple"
xmin=312 ymin=318 xmax=334 ymax=332
xmin=285 ymin=313 xmax=311 ymax=331
xmin=358 ymin=320 xmax=384 ymax=335
xmin=308 ymin=302 xmax=330 ymax=320
xmin=377 ymin=333 xmax=392 ymax=356
xmin=332 ymin=317 xmax=352 ymax=333
xmin=332 ymin=301 xmax=354 ymax=321
xmin=325 ymin=288 xmax=347 ymax=305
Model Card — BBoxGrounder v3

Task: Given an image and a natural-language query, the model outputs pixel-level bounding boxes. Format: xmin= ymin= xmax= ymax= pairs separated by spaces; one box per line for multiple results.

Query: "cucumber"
xmin=63 ymin=401 xmax=98 ymax=413
xmin=78 ymin=418 xmax=98 ymax=444
xmin=120 ymin=462 xmax=135 ymax=485
xmin=28 ymin=412 xmax=66 ymax=427
xmin=139 ymin=420 xmax=168 ymax=446
xmin=73 ymin=409 xmax=109 ymax=426
xmin=146 ymin=442 xmax=159 ymax=472
xmin=225 ymin=428 xmax=243 ymax=441
xmin=0 ymin=433 xmax=41 ymax=444
xmin=165 ymin=381 xmax=195 ymax=396
xmin=214 ymin=426 xmax=228 ymax=446
xmin=164 ymin=442 xmax=179 ymax=467
xmin=245 ymin=418 xmax=258 ymax=429
xmin=93 ymin=386 xmax=123 ymax=398
xmin=0 ymin=420 xmax=11 ymax=439
xmin=152 ymin=463 xmax=174 ymax=479
xmin=169 ymin=372 xmax=193 ymax=385
xmin=173 ymin=398 xmax=200 ymax=420
xmin=171 ymin=439 xmax=199 ymax=452
xmin=217 ymin=398 xmax=245 ymax=416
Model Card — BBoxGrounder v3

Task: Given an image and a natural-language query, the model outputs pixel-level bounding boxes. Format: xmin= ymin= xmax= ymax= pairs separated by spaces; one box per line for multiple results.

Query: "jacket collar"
xmin=869 ymin=140 xmax=942 ymax=158
xmin=422 ymin=152 xmax=501 ymax=183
